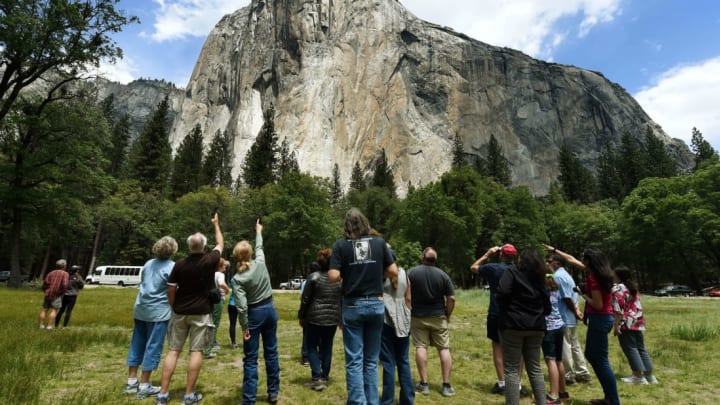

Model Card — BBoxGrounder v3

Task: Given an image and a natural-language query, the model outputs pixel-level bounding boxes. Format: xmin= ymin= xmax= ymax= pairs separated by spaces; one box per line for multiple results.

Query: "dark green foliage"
xmin=170 ymin=124 xmax=204 ymax=199
xmin=596 ymin=143 xmax=623 ymax=201
xmin=202 ymin=130 xmax=234 ymax=189
xmin=350 ymin=161 xmax=366 ymax=191
xmin=617 ymin=131 xmax=644 ymax=196
xmin=371 ymin=149 xmax=395 ymax=196
xmin=642 ymin=126 xmax=677 ymax=178
xmin=0 ymin=0 xmax=139 ymax=123
xmin=276 ymin=137 xmax=299 ymax=179
xmin=242 ymin=106 xmax=278 ymax=188
xmin=485 ymin=134 xmax=511 ymax=186
xmin=330 ymin=163 xmax=343 ymax=205
xmin=690 ymin=127 xmax=718 ymax=170
xmin=451 ymin=134 xmax=467 ymax=168
xmin=126 ymin=96 xmax=173 ymax=193
xmin=558 ymin=145 xmax=596 ymax=203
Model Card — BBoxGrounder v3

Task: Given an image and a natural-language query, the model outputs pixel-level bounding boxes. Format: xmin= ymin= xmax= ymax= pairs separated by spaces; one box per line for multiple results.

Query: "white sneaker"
xmin=645 ymin=375 xmax=659 ymax=384
xmin=621 ymin=375 xmax=648 ymax=385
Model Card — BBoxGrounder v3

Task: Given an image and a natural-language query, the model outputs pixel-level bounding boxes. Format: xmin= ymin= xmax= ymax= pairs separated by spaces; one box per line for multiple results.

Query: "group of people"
xmin=35 ymin=206 xmax=656 ymax=405
xmin=38 ymin=260 xmax=84 ymax=330
xmin=467 ymin=242 xmax=658 ymax=405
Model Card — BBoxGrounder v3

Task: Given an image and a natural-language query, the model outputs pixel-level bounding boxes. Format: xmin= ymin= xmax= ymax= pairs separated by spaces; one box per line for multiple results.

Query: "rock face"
xmin=168 ymin=0 xmax=690 ymax=195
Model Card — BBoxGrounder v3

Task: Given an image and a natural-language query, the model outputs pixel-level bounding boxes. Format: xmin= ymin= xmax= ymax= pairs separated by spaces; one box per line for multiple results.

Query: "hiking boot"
xmin=565 ymin=378 xmax=576 ymax=386
xmin=202 ymin=352 xmax=216 ymax=359
xmin=123 ymin=381 xmax=139 ymax=395
xmin=231 ymin=343 xmax=238 ymax=349
xmin=268 ymin=394 xmax=278 ymax=404
xmin=312 ymin=380 xmax=327 ymax=391
xmin=183 ymin=391 xmax=203 ymax=404
xmin=441 ymin=383 xmax=455 ymax=397
xmin=491 ymin=382 xmax=505 ymax=395
xmin=575 ymin=374 xmax=592 ymax=383
xmin=559 ymin=391 xmax=571 ymax=401
xmin=155 ymin=394 xmax=169 ymax=405
xmin=415 ymin=382 xmax=430 ymax=395
xmin=519 ymin=386 xmax=530 ymax=397
xmin=621 ymin=375 xmax=648 ymax=385
xmin=136 ymin=385 xmax=161 ymax=399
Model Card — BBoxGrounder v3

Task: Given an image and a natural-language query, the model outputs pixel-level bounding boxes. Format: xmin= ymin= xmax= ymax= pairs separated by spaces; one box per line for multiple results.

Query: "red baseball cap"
xmin=500 ymin=244 xmax=517 ymax=256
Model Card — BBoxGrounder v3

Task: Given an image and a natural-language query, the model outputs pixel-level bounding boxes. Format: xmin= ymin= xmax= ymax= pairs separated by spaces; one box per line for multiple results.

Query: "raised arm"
xmin=470 ymin=246 xmax=501 ymax=272
xmin=544 ymin=244 xmax=585 ymax=271
xmin=212 ymin=213 xmax=224 ymax=252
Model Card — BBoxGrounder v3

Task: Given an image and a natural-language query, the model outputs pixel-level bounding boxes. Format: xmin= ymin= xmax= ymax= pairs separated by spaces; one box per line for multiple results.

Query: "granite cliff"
xmin=138 ymin=0 xmax=691 ymax=195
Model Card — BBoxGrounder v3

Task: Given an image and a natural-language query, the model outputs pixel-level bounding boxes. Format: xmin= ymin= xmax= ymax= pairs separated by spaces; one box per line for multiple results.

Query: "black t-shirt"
xmin=407 ymin=264 xmax=455 ymax=317
xmin=330 ymin=236 xmax=394 ymax=298
xmin=168 ymin=250 xmax=221 ymax=315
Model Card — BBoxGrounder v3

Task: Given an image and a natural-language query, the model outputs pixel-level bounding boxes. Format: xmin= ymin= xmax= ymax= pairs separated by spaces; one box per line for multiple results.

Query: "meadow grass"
xmin=1 ymin=285 xmax=719 ymax=404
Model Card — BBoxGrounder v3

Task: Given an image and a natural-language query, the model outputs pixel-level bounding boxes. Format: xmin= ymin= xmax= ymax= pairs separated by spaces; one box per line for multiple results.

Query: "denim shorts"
xmin=42 ymin=297 xmax=62 ymax=309
xmin=542 ymin=327 xmax=565 ymax=360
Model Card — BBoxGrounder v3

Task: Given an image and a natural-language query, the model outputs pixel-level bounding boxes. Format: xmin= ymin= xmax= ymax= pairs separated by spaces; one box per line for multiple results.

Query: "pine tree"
xmin=596 ymin=143 xmax=623 ymax=201
xmin=690 ymin=127 xmax=718 ymax=170
xmin=558 ymin=145 xmax=596 ymax=203
xmin=642 ymin=126 xmax=677 ymax=178
xmin=276 ymin=137 xmax=299 ymax=179
xmin=350 ymin=161 xmax=366 ymax=191
xmin=371 ymin=149 xmax=396 ymax=196
xmin=107 ymin=114 xmax=131 ymax=178
xmin=127 ymin=96 xmax=173 ymax=193
xmin=451 ymin=134 xmax=467 ymax=168
xmin=485 ymin=134 xmax=511 ymax=186
xmin=170 ymin=124 xmax=204 ymax=199
xmin=202 ymin=129 xmax=234 ymax=188
xmin=242 ymin=106 xmax=278 ymax=188
xmin=617 ymin=131 xmax=643 ymax=196
xmin=331 ymin=163 xmax=343 ymax=204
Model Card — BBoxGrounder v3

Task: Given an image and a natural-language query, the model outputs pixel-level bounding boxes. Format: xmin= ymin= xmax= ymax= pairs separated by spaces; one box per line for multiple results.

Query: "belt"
xmin=248 ymin=296 xmax=273 ymax=309
xmin=344 ymin=295 xmax=383 ymax=301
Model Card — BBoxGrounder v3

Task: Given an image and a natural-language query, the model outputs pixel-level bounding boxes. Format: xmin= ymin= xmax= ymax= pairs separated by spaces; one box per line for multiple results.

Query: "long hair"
xmin=582 ymin=248 xmax=614 ymax=291
xmin=316 ymin=248 xmax=332 ymax=271
xmin=344 ymin=208 xmax=370 ymax=239
xmin=517 ymin=248 xmax=546 ymax=285
xmin=613 ymin=265 xmax=638 ymax=296
xmin=233 ymin=241 xmax=253 ymax=273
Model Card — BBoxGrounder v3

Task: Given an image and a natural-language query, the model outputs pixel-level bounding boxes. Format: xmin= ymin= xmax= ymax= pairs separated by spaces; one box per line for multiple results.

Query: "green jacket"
xmin=232 ymin=232 xmax=273 ymax=331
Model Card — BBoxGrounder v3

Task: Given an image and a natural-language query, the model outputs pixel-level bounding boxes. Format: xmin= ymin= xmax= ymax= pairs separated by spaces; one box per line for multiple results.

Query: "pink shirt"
xmin=585 ymin=273 xmax=613 ymax=315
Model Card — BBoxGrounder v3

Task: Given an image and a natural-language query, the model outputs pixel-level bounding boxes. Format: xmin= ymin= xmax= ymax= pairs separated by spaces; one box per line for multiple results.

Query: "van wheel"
xmin=118 ymin=281 xmax=125 ymax=287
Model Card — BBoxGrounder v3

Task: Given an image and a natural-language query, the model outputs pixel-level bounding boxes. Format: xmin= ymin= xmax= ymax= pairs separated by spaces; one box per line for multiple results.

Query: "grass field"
xmin=1 ymin=285 xmax=718 ymax=405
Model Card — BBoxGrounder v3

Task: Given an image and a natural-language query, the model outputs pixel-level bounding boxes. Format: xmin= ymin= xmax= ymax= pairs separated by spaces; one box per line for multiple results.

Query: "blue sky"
xmin=99 ymin=0 xmax=720 ymax=150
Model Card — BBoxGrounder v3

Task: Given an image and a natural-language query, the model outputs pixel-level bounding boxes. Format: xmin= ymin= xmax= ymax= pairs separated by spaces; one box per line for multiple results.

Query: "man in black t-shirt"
xmin=156 ymin=214 xmax=224 ymax=405
xmin=406 ymin=247 xmax=456 ymax=397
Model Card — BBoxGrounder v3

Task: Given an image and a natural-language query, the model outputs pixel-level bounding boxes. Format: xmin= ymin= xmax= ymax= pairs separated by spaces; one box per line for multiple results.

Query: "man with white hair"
xmin=38 ymin=259 xmax=69 ymax=330
xmin=156 ymin=214 xmax=223 ymax=405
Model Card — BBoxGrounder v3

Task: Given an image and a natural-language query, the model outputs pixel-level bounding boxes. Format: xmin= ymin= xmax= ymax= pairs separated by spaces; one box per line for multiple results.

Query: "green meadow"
xmin=2 ymin=286 xmax=718 ymax=404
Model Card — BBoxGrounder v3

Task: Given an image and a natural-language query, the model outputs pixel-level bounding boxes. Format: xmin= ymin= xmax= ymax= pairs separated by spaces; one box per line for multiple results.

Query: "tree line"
xmin=1 ymin=0 xmax=718 ymax=292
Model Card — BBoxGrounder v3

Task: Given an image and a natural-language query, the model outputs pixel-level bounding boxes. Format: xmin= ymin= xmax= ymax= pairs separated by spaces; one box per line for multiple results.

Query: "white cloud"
xmin=404 ymin=0 xmax=622 ymax=58
xmin=150 ymin=0 xmax=248 ymax=41
xmin=634 ymin=57 xmax=720 ymax=150
xmin=93 ymin=58 xmax=138 ymax=84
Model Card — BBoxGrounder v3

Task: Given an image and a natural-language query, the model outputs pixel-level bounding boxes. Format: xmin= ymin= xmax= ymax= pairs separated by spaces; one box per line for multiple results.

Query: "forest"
xmin=1 ymin=1 xmax=718 ymax=292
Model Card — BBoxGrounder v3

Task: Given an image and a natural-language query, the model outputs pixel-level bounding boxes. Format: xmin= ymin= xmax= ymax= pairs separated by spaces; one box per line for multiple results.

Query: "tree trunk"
xmin=8 ymin=207 xmax=23 ymax=288
xmin=88 ymin=220 xmax=103 ymax=279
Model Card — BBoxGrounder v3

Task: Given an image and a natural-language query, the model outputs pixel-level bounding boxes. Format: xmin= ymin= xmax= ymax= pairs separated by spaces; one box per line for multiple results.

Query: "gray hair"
xmin=344 ymin=208 xmax=370 ymax=239
xmin=55 ymin=259 xmax=67 ymax=269
xmin=153 ymin=236 xmax=179 ymax=259
xmin=187 ymin=232 xmax=207 ymax=254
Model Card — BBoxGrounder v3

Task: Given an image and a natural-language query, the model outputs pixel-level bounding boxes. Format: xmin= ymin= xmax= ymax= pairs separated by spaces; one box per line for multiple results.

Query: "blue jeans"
xmin=306 ymin=323 xmax=338 ymax=380
xmin=127 ymin=319 xmax=169 ymax=371
xmin=342 ymin=297 xmax=385 ymax=405
xmin=243 ymin=301 xmax=280 ymax=405
xmin=585 ymin=314 xmax=620 ymax=405
xmin=618 ymin=330 xmax=653 ymax=373
xmin=380 ymin=323 xmax=414 ymax=405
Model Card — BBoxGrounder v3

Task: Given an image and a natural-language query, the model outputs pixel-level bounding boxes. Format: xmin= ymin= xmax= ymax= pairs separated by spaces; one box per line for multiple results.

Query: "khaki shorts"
xmin=42 ymin=297 xmax=62 ymax=309
xmin=167 ymin=313 xmax=214 ymax=352
xmin=411 ymin=316 xmax=450 ymax=349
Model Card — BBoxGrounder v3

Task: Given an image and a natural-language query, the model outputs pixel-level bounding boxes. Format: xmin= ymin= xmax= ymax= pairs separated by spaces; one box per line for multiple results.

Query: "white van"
xmin=86 ymin=265 xmax=142 ymax=287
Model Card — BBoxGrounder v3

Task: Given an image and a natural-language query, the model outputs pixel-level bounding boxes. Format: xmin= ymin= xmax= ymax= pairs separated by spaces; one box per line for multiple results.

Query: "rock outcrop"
xmin=166 ymin=0 xmax=691 ymax=195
